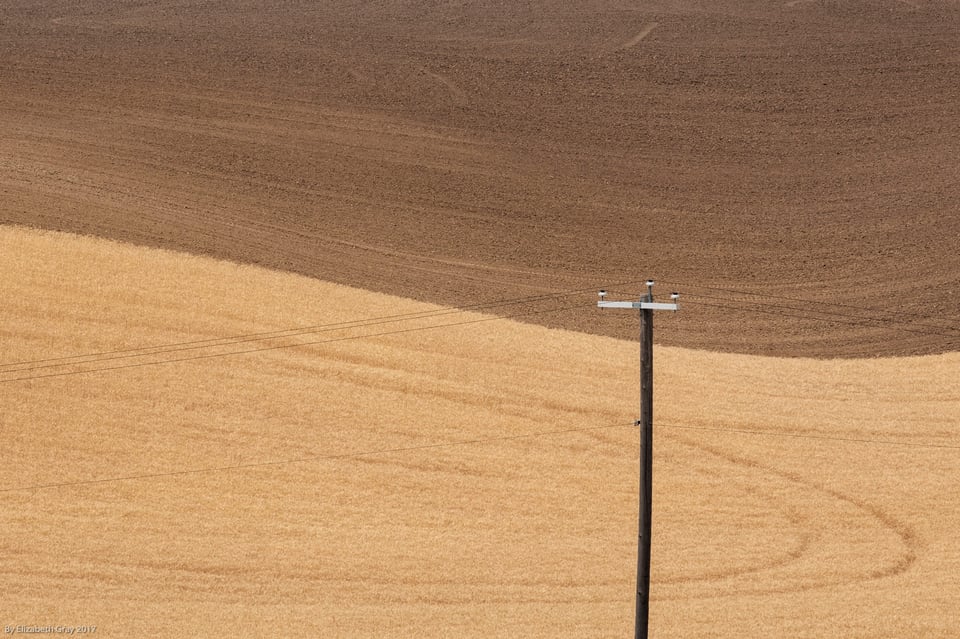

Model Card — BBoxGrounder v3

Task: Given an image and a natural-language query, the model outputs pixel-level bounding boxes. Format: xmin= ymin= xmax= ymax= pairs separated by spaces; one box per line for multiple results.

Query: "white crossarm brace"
xmin=598 ymin=301 xmax=678 ymax=311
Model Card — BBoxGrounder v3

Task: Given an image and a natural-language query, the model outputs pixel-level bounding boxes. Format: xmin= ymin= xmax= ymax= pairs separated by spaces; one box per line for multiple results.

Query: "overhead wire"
xmin=659 ymin=280 xmax=960 ymax=328
xmin=665 ymin=281 xmax=960 ymax=339
xmin=605 ymin=281 xmax=960 ymax=342
xmin=2 ymin=276 xmax=957 ymax=494
xmin=0 ymin=285 xmax=610 ymax=372
xmin=683 ymin=298 xmax=960 ymax=341
xmin=683 ymin=292 xmax=960 ymax=338
xmin=0 ymin=300 xmax=593 ymax=384
xmin=7 ymin=277 xmax=957 ymax=379
xmin=2 ymin=279 xmax=956 ymax=417
xmin=7 ymin=276 xmax=955 ymax=382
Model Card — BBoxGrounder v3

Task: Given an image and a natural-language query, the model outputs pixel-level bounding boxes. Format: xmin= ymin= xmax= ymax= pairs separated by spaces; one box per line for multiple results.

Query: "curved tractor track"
xmin=2 ymin=226 xmax=959 ymax=637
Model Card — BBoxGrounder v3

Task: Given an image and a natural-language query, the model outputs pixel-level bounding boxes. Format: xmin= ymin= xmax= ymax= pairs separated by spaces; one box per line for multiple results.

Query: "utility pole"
xmin=598 ymin=280 xmax=678 ymax=639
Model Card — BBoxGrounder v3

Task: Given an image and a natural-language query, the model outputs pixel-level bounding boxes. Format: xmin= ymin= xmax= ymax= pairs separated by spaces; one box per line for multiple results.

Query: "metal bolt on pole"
xmin=598 ymin=281 xmax=679 ymax=639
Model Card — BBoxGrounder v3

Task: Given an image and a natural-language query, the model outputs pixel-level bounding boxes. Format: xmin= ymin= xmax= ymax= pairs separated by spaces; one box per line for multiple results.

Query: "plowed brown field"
xmin=3 ymin=0 xmax=959 ymax=356
xmin=2 ymin=1 xmax=960 ymax=636
xmin=3 ymin=226 xmax=959 ymax=638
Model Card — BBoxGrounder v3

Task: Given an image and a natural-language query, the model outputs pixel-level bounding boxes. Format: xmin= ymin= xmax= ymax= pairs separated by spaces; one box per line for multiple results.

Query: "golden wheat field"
xmin=2 ymin=225 xmax=958 ymax=637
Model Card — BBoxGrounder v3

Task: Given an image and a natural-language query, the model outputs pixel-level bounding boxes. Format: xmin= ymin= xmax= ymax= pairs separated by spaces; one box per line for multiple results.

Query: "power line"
xmin=8 ymin=278 xmax=957 ymax=379
xmin=613 ymin=278 xmax=958 ymax=334
xmin=0 ymin=301 xmax=592 ymax=384
xmin=660 ymin=280 xmax=960 ymax=333
xmin=683 ymin=292 xmax=960 ymax=339
xmin=0 ymin=286 xmax=611 ymax=372
xmin=605 ymin=285 xmax=959 ymax=342
xmin=683 ymin=298 xmax=960 ymax=343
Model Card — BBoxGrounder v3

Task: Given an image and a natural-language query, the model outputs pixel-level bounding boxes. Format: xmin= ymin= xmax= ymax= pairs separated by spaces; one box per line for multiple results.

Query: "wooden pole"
xmin=636 ymin=300 xmax=654 ymax=639
xmin=596 ymin=283 xmax=677 ymax=639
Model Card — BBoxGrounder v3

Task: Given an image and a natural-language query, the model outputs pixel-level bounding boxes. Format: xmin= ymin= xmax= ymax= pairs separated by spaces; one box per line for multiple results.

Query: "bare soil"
xmin=2 ymin=0 xmax=960 ymax=356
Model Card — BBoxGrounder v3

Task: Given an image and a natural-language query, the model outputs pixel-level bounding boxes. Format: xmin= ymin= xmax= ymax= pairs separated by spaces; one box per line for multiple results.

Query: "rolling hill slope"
xmin=2 ymin=0 xmax=960 ymax=356
xmin=2 ymin=226 xmax=958 ymax=637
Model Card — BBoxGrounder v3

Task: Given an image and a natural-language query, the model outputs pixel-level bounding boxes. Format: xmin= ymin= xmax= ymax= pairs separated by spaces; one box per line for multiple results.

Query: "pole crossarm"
xmin=598 ymin=301 xmax=678 ymax=311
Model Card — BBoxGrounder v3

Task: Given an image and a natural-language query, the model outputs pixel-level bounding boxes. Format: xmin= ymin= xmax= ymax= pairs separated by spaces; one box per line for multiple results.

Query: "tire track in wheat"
xmin=657 ymin=428 xmax=917 ymax=600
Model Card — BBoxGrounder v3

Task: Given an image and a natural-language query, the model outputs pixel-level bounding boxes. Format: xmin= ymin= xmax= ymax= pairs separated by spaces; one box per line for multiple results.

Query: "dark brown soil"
xmin=2 ymin=0 xmax=959 ymax=357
